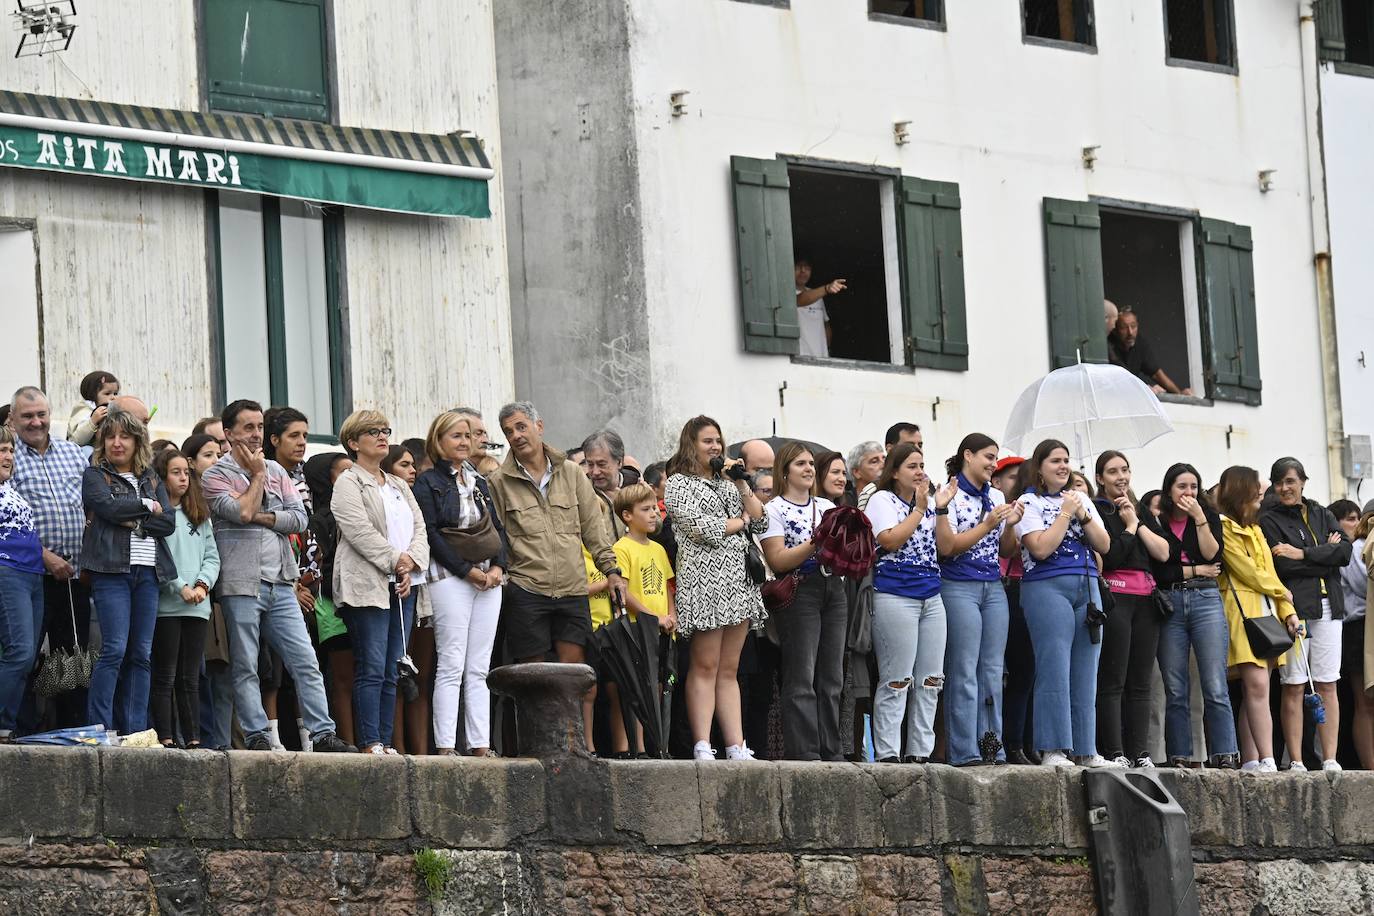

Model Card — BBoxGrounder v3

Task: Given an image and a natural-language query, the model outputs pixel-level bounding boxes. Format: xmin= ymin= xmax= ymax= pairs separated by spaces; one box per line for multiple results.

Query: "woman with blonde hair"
xmin=332 ymin=410 xmax=429 ymax=754
xmin=1216 ymin=466 xmax=1300 ymax=773
xmin=82 ymin=405 xmax=176 ymax=733
xmin=413 ymin=411 xmax=508 ymax=756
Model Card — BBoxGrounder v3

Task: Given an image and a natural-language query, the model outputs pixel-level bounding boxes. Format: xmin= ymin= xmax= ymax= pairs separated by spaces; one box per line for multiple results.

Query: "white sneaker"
xmin=1322 ymin=759 xmax=1342 ymax=772
xmin=1133 ymin=756 xmax=1156 ymax=769
xmin=1240 ymin=760 xmax=1260 ymax=773
xmin=1081 ymin=755 xmax=1126 ymax=769
xmin=365 ymin=744 xmax=387 ymax=756
xmin=1110 ymin=755 xmax=1132 ymax=768
xmin=1257 ymin=758 xmax=1278 ymax=773
xmin=693 ymin=740 xmax=715 ymax=761
xmin=1040 ymin=751 xmax=1074 ymax=767
xmin=724 ymin=742 xmax=756 ymax=761
xmin=267 ymin=719 xmax=286 ymax=751
xmin=1288 ymin=760 xmax=1308 ymax=772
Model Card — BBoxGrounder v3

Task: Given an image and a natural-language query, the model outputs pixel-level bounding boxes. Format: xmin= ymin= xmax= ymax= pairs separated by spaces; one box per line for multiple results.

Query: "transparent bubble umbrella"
xmin=1002 ymin=362 xmax=1174 ymax=465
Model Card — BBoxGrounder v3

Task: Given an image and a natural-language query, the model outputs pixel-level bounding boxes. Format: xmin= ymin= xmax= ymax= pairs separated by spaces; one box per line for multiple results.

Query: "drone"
xmin=12 ymin=1 xmax=76 ymax=59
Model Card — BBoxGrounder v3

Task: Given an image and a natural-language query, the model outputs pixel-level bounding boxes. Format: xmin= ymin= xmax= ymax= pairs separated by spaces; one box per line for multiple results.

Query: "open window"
xmin=1023 ymin=0 xmax=1095 ymax=48
xmin=202 ymin=0 xmax=331 ymax=121
xmin=730 ymin=156 xmax=968 ymax=371
xmin=1163 ymin=0 xmax=1237 ymax=70
xmin=1321 ymin=0 xmax=1374 ymax=67
xmin=1042 ymin=198 xmax=1261 ymax=404
xmin=213 ymin=191 xmax=348 ymax=437
xmin=870 ymin=0 xmax=944 ymax=27
xmin=0 ymin=223 xmax=43 ymax=397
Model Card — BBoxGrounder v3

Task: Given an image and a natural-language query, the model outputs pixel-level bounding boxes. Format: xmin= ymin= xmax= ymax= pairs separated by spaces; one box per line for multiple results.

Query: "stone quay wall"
xmin=0 ymin=745 xmax=1371 ymax=914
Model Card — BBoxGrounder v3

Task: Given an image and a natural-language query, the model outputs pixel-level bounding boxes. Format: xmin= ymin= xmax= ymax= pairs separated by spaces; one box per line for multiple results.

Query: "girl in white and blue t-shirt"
xmin=1013 ymin=439 xmax=1113 ymax=769
xmin=864 ymin=443 xmax=944 ymax=763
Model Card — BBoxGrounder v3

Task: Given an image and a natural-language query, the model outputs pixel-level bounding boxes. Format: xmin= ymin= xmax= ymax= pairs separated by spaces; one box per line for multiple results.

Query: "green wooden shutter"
xmin=1042 ymin=198 xmax=1107 ymax=369
xmin=897 ymin=177 xmax=968 ymax=371
xmin=204 ymin=0 xmax=330 ymax=122
xmin=1316 ymin=0 xmax=1347 ymax=62
xmin=1200 ymin=218 xmax=1262 ymax=405
xmin=731 ymin=156 xmax=799 ymax=355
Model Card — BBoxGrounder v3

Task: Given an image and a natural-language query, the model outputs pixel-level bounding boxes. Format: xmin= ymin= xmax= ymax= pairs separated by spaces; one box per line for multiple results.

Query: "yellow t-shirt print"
xmin=613 ymin=536 xmax=674 ymax=619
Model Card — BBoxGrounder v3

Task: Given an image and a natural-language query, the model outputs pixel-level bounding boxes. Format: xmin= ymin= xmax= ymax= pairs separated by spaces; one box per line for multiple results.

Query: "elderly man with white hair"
xmin=849 ymin=441 xmax=885 ymax=511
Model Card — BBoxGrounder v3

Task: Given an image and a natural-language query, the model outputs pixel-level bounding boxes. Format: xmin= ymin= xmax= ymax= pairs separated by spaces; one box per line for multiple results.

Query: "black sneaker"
xmin=901 ymin=755 xmax=928 ymax=764
xmin=245 ymin=734 xmax=273 ymax=751
xmin=312 ymin=733 xmax=356 ymax=753
xmin=1207 ymin=753 xmax=1239 ymax=770
xmin=877 ymin=756 xmax=901 ymax=764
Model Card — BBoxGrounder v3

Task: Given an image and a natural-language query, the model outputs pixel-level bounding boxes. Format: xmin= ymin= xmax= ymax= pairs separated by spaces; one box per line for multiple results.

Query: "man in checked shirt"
xmin=9 ymin=386 xmax=93 ymax=729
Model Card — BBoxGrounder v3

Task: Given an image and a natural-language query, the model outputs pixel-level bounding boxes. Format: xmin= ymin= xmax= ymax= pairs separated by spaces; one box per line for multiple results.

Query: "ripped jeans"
xmin=871 ymin=591 xmax=947 ymax=760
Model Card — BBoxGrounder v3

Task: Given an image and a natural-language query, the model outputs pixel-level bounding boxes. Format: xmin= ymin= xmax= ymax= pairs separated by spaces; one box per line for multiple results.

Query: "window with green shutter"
xmin=1317 ymin=0 xmax=1347 ymax=62
xmin=1199 ymin=218 xmax=1262 ymax=405
xmin=1042 ymin=198 xmax=1107 ymax=369
xmin=898 ymin=177 xmax=968 ymax=371
xmin=731 ymin=156 xmax=800 ymax=355
xmin=203 ymin=0 xmax=331 ymax=122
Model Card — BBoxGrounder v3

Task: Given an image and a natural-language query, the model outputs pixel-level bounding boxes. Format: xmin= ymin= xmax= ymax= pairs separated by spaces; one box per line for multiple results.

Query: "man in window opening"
xmin=794 ymin=257 xmax=847 ymax=359
xmin=1108 ymin=306 xmax=1192 ymax=397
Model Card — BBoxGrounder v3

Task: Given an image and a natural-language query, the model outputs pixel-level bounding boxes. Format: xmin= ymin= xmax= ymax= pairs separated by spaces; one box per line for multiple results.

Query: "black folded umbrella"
xmin=593 ymin=603 xmax=672 ymax=756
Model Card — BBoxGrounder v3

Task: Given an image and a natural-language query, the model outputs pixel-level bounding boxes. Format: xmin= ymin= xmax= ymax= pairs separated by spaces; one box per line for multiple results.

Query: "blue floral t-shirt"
xmin=763 ymin=495 xmax=836 ymax=576
xmin=0 ymin=480 xmax=44 ymax=575
xmin=938 ymin=485 xmax=1007 ymax=582
xmin=1014 ymin=489 xmax=1103 ymax=581
xmin=865 ymin=490 xmax=940 ymax=600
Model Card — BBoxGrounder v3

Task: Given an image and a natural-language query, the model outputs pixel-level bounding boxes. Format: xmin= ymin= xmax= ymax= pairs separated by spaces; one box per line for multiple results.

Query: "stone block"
xmin=229 ymin=750 xmax=409 ymax=842
xmin=687 ymin=853 xmax=799 ymax=916
xmin=698 ymin=760 xmax=783 ymax=845
xmin=432 ymin=850 xmax=534 ymax=916
xmin=410 ymin=756 xmax=545 ymax=847
xmin=856 ymin=854 xmax=943 ymax=914
xmin=102 ymin=747 xmax=230 ymax=839
xmin=864 ymin=763 xmax=933 ymax=847
xmin=1193 ymin=861 xmax=1260 ymax=915
xmin=0 ymin=745 xmax=100 ymax=838
xmin=204 ymin=851 xmax=424 ymax=911
xmin=929 ymin=764 xmax=1063 ymax=847
xmin=941 ymin=852 xmax=986 ymax=916
xmin=532 ymin=850 xmax=702 ymax=915
xmin=0 ymin=844 xmax=156 ymax=916
xmin=1329 ymin=772 xmax=1374 ymax=845
xmin=779 ymin=761 xmax=885 ymax=849
xmin=799 ymin=855 xmax=860 ymax=915
xmin=1155 ymin=769 xmax=1244 ymax=848
xmin=145 ymin=847 xmax=207 ymax=916
xmin=1250 ymin=859 xmax=1374 ymax=916
xmin=1239 ymin=771 xmax=1333 ymax=848
xmin=1057 ymin=769 xmax=1090 ymax=849
xmin=982 ymin=855 xmax=1095 ymax=916
xmin=609 ymin=760 xmax=701 ymax=846
xmin=543 ymin=755 xmax=616 ymax=844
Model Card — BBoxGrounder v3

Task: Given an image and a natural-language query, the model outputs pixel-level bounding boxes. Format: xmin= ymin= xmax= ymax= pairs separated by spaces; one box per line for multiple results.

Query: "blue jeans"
xmin=871 ymin=591 xmax=946 ymax=760
xmin=0 ymin=564 xmax=44 ymax=733
xmin=199 ymin=659 xmax=234 ymax=750
xmin=940 ymin=579 xmax=1009 ymax=764
xmin=1157 ymin=585 xmax=1237 ymax=758
xmin=87 ymin=567 xmax=160 ymax=733
xmin=341 ymin=592 xmax=416 ymax=749
xmin=1021 ymin=575 xmax=1102 ymax=757
xmin=222 ymin=582 xmax=336 ymax=744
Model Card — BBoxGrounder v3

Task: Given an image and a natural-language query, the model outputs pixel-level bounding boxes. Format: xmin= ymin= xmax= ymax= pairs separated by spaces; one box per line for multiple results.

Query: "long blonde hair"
xmin=91 ymin=405 xmax=153 ymax=474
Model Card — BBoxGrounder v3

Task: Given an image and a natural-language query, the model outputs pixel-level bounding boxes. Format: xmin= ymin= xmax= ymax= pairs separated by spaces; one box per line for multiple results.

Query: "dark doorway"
xmin=1100 ymin=210 xmax=1192 ymax=391
xmin=787 ymin=167 xmax=892 ymax=364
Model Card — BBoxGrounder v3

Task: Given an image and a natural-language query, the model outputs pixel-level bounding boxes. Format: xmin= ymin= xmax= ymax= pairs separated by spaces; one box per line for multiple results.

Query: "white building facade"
xmin=498 ymin=0 xmax=1345 ymax=498
xmin=0 ymin=0 xmax=514 ymax=443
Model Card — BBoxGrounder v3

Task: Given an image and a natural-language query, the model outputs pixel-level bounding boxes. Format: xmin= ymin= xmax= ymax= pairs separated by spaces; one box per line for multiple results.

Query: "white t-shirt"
xmin=763 ymin=495 xmax=836 ymax=575
xmin=381 ymin=481 xmax=424 ymax=586
xmin=1014 ymin=490 xmax=1103 ymax=581
xmin=796 ymin=290 xmax=829 ymax=358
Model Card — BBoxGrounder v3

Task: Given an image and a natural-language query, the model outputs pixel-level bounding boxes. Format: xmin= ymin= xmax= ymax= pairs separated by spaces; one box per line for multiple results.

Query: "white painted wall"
xmin=1322 ymin=67 xmax=1374 ymax=497
xmin=620 ymin=0 xmax=1331 ymax=496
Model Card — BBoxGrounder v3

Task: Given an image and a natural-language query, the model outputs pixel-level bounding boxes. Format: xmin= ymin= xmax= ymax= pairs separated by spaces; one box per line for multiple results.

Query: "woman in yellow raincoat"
xmin=1216 ymin=467 xmax=1300 ymax=773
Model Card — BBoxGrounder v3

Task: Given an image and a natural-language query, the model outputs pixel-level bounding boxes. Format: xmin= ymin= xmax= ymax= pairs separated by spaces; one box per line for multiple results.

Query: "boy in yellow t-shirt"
xmin=602 ymin=484 xmax=676 ymax=755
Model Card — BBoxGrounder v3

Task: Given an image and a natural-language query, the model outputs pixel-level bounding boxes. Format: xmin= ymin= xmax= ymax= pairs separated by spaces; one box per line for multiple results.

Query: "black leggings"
xmin=151 ymin=616 xmax=209 ymax=745
xmin=1095 ymin=592 xmax=1160 ymax=759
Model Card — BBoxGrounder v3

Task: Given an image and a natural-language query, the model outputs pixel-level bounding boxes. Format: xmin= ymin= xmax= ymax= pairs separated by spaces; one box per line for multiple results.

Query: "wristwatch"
xmin=934 ymin=507 xmax=950 ymax=516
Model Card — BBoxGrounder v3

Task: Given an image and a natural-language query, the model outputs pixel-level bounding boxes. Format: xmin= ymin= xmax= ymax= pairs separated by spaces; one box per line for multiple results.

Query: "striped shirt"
xmin=119 ymin=473 xmax=159 ymax=567
xmin=11 ymin=436 xmax=88 ymax=568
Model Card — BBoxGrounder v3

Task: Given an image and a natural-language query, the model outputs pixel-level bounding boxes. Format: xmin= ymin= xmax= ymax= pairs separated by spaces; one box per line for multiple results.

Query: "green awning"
xmin=0 ymin=91 xmax=492 ymax=218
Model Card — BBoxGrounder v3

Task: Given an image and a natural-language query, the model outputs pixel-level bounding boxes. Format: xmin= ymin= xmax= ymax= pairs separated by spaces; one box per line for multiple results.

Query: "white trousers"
xmin=429 ymin=575 xmax=502 ymax=750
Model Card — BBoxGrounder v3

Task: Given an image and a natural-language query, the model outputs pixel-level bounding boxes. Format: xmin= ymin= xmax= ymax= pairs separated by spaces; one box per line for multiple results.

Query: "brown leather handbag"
xmin=440 ymin=487 xmax=502 ymax=563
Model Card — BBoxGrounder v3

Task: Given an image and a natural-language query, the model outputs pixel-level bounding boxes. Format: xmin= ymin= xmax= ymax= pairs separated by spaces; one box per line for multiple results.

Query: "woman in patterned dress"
xmin=664 ymin=416 xmax=767 ymax=761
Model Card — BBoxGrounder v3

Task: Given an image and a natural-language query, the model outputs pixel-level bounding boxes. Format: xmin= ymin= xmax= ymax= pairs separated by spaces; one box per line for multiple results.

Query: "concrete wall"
xmin=1 ymin=746 xmax=1372 ymax=914
xmin=1322 ymin=67 xmax=1374 ymax=495
xmin=502 ymin=0 xmax=1334 ymax=490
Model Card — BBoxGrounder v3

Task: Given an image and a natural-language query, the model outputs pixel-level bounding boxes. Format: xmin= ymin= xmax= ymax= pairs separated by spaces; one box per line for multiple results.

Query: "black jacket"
xmin=1259 ymin=497 xmax=1351 ymax=620
xmin=413 ymin=460 xmax=510 ymax=579
xmin=1095 ymin=498 xmax=1154 ymax=577
xmin=80 ymin=462 xmax=175 ymax=580
xmin=1141 ymin=506 xmax=1223 ymax=589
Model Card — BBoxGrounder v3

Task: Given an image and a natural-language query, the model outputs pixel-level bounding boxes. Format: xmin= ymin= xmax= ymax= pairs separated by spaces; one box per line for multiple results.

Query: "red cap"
xmin=993 ymin=456 xmax=1024 ymax=475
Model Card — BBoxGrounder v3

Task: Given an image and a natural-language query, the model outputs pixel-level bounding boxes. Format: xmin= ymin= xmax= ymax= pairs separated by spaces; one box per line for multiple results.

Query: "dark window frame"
xmin=1332 ymin=0 xmax=1374 ymax=72
xmin=1162 ymin=0 xmax=1239 ymax=75
xmin=1020 ymin=0 xmax=1098 ymax=53
xmin=868 ymin=0 xmax=946 ymax=31
xmin=196 ymin=0 xmax=339 ymax=123
xmin=208 ymin=193 xmax=350 ymax=442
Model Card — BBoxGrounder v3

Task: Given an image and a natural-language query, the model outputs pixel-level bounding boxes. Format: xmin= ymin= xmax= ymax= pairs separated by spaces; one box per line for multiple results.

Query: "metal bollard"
xmin=487 ymin=662 xmax=596 ymax=759
xmin=1084 ymin=769 xmax=1199 ymax=916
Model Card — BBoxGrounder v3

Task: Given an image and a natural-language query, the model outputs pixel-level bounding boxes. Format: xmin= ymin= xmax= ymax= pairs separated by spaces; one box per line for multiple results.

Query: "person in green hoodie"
xmin=151 ymin=449 xmax=220 ymax=748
